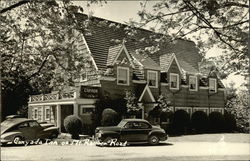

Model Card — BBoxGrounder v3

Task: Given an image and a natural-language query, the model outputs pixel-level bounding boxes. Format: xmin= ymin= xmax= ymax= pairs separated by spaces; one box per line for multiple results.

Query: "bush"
xmin=224 ymin=112 xmax=237 ymax=132
xmin=160 ymin=111 xmax=174 ymax=123
xmin=64 ymin=115 xmax=83 ymax=139
xmin=191 ymin=111 xmax=209 ymax=133
xmin=172 ymin=110 xmax=190 ymax=135
xmin=101 ymin=108 xmax=120 ymax=126
xmin=209 ymin=112 xmax=225 ymax=133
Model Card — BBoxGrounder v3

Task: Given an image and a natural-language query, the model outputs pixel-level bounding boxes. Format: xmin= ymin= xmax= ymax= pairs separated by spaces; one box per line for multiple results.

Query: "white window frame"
xmin=170 ymin=73 xmax=179 ymax=90
xmin=80 ymin=106 xmax=95 ymax=115
xmin=117 ymin=66 xmax=129 ymax=86
xmin=33 ymin=107 xmax=38 ymax=120
xmin=45 ymin=106 xmax=51 ymax=121
xmin=147 ymin=70 xmax=158 ymax=88
xmin=209 ymin=78 xmax=217 ymax=93
xmin=189 ymin=75 xmax=198 ymax=91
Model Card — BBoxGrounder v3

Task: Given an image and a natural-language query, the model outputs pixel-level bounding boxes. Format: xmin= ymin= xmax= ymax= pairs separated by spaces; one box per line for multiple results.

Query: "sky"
xmin=73 ymin=1 xmax=246 ymax=90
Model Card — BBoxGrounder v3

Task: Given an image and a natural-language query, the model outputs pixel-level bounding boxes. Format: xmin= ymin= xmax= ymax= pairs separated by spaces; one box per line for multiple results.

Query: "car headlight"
xmin=96 ymin=131 xmax=103 ymax=138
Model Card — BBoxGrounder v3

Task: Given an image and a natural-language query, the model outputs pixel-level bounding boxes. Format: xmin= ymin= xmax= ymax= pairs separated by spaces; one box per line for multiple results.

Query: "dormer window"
xmin=209 ymin=78 xmax=217 ymax=92
xmin=170 ymin=73 xmax=179 ymax=90
xmin=147 ymin=70 xmax=158 ymax=88
xmin=189 ymin=76 xmax=198 ymax=91
xmin=117 ymin=66 xmax=129 ymax=85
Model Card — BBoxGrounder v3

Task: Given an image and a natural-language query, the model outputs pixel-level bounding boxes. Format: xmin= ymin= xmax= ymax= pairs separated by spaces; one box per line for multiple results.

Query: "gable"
xmin=78 ymin=14 xmax=202 ymax=72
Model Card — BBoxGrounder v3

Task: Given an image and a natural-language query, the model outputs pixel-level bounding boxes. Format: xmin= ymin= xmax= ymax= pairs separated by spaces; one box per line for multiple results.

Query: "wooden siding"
xmin=161 ymin=85 xmax=225 ymax=108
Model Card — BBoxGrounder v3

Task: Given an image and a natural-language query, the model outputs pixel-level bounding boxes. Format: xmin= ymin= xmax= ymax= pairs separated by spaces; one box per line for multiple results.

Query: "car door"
xmin=17 ymin=122 xmax=34 ymax=140
xmin=120 ymin=121 xmax=151 ymax=142
xmin=28 ymin=121 xmax=44 ymax=140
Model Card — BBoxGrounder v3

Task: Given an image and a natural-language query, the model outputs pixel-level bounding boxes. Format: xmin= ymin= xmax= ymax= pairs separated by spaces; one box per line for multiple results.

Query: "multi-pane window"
xmin=209 ymin=78 xmax=217 ymax=92
xmin=33 ymin=108 xmax=38 ymax=120
xmin=45 ymin=107 xmax=51 ymax=120
xmin=117 ymin=67 xmax=129 ymax=85
xmin=170 ymin=73 xmax=179 ymax=89
xmin=147 ymin=70 xmax=158 ymax=88
xmin=189 ymin=76 xmax=198 ymax=91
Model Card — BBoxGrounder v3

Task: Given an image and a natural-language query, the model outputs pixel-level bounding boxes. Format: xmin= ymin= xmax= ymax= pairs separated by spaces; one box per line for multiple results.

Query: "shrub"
xmin=64 ymin=115 xmax=82 ymax=139
xmin=191 ymin=111 xmax=209 ymax=133
xmin=224 ymin=112 xmax=237 ymax=132
xmin=209 ymin=112 xmax=225 ymax=133
xmin=160 ymin=111 xmax=174 ymax=123
xmin=172 ymin=110 xmax=190 ymax=135
xmin=101 ymin=108 xmax=120 ymax=126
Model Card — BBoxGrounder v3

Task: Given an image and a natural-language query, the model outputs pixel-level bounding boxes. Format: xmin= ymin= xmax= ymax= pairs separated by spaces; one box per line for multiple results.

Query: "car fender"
xmin=43 ymin=126 xmax=59 ymax=132
xmin=1 ymin=131 xmax=23 ymax=141
xmin=148 ymin=130 xmax=165 ymax=137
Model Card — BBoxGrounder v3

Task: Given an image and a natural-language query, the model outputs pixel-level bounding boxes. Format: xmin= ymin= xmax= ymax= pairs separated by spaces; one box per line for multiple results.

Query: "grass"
xmin=168 ymin=133 xmax=250 ymax=143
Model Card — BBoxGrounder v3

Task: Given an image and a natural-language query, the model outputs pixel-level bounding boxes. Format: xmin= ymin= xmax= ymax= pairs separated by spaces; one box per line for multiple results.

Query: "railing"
xmin=29 ymin=91 xmax=76 ymax=103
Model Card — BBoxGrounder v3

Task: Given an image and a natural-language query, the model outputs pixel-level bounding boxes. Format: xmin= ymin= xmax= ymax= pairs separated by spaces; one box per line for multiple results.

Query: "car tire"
xmin=103 ymin=137 xmax=112 ymax=143
xmin=50 ymin=132 xmax=58 ymax=139
xmin=148 ymin=135 xmax=159 ymax=145
xmin=13 ymin=136 xmax=23 ymax=145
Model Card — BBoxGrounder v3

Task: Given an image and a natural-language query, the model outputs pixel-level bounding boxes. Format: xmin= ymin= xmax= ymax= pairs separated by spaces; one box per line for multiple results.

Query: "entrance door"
xmin=60 ymin=105 xmax=74 ymax=132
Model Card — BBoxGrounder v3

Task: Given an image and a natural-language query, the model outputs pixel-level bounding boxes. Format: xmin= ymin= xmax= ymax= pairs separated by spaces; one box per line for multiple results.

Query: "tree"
xmin=0 ymin=0 xmax=98 ymax=119
xmin=226 ymin=89 xmax=249 ymax=133
xmin=124 ymin=90 xmax=142 ymax=117
xmin=132 ymin=0 xmax=249 ymax=77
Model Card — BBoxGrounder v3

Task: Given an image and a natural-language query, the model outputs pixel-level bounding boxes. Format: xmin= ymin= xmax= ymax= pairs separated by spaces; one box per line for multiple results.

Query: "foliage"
xmin=64 ymin=115 xmax=83 ymax=139
xmin=132 ymin=0 xmax=249 ymax=77
xmin=172 ymin=110 xmax=190 ymax=135
xmin=0 ymin=0 xmax=98 ymax=119
xmin=157 ymin=94 xmax=172 ymax=112
xmin=101 ymin=108 xmax=120 ymax=126
xmin=94 ymin=98 xmax=126 ymax=126
xmin=224 ymin=112 xmax=237 ymax=132
xmin=225 ymin=89 xmax=249 ymax=133
xmin=124 ymin=90 xmax=142 ymax=116
xmin=191 ymin=111 xmax=209 ymax=133
xmin=209 ymin=112 xmax=225 ymax=133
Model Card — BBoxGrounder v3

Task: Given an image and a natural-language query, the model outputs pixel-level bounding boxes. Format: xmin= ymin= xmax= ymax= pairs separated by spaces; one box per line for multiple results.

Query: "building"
xmin=28 ymin=15 xmax=226 ymax=131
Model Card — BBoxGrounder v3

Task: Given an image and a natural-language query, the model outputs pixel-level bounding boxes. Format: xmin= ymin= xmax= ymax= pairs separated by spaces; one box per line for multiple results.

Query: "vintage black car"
xmin=95 ymin=119 xmax=167 ymax=145
xmin=1 ymin=118 xmax=59 ymax=145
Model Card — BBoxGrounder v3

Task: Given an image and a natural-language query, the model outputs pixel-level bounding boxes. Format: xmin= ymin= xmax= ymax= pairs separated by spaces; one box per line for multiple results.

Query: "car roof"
xmin=122 ymin=119 xmax=149 ymax=123
xmin=1 ymin=118 xmax=34 ymax=134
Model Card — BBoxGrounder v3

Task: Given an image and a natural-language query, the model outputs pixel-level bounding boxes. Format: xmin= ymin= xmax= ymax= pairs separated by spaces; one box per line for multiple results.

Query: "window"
xmin=45 ymin=107 xmax=51 ymax=120
xmin=189 ymin=76 xmax=198 ymax=91
xmin=170 ymin=73 xmax=179 ymax=89
xmin=29 ymin=121 xmax=40 ymax=127
xmin=117 ymin=67 xmax=129 ymax=85
xmin=147 ymin=70 xmax=158 ymax=88
xmin=209 ymin=78 xmax=217 ymax=92
xmin=18 ymin=122 xmax=29 ymax=129
xmin=33 ymin=108 xmax=38 ymax=120
xmin=80 ymin=105 xmax=95 ymax=115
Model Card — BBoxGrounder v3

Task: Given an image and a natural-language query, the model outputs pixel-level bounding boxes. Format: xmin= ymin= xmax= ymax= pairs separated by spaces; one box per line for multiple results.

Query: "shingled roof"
xmin=77 ymin=14 xmax=202 ymax=72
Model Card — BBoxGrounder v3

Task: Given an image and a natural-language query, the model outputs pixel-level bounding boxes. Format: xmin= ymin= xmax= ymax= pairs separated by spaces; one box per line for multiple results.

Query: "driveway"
xmin=1 ymin=134 xmax=250 ymax=161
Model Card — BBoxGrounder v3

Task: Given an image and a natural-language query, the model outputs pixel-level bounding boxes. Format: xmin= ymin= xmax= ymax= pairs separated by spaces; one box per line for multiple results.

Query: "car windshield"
xmin=117 ymin=120 xmax=127 ymax=127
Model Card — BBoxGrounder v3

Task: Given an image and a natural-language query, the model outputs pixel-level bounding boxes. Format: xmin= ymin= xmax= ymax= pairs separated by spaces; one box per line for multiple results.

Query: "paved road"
xmin=1 ymin=140 xmax=250 ymax=161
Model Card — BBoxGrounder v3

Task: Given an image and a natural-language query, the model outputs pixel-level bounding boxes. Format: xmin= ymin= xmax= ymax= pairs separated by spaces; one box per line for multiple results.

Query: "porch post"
xmin=73 ymin=103 xmax=78 ymax=116
xmin=56 ymin=104 xmax=61 ymax=133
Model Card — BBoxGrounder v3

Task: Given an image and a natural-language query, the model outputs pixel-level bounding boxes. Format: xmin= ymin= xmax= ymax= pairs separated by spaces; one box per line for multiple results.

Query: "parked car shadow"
xmin=127 ymin=142 xmax=173 ymax=147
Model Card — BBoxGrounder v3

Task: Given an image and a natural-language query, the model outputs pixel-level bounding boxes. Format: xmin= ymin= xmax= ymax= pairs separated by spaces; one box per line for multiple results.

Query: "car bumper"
xmin=1 ymin=138 xmax=10 ymax=144
xmin=160 ymin=134 xmax=168 ymax=141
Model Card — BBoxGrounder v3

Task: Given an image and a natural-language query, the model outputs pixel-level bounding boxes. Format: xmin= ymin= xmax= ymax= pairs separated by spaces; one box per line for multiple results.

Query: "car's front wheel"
xmin=148 ymin=135 xmax=159 ymax=145
xmin=13 ymin=136 xmax=23 ymax=145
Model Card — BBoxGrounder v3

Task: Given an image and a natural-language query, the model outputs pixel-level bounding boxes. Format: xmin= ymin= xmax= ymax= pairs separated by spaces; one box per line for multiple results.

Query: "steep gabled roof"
xmin=77 ymin=14 xmax=202 ymax=72
xmin=131 ymin=52 xmax=161 ymax=71
xmin=107 ymin=44 xmax=123 ymax=67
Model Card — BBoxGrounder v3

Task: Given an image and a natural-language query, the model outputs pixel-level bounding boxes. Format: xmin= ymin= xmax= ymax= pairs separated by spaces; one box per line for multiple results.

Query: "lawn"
xmin=168 ymin=133 xmax=250 ymax=143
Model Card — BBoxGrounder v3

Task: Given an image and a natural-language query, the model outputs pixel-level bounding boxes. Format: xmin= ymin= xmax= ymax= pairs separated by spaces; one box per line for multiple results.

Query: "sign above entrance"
xmin=80 ymin=86 xmax=100 ymax=99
